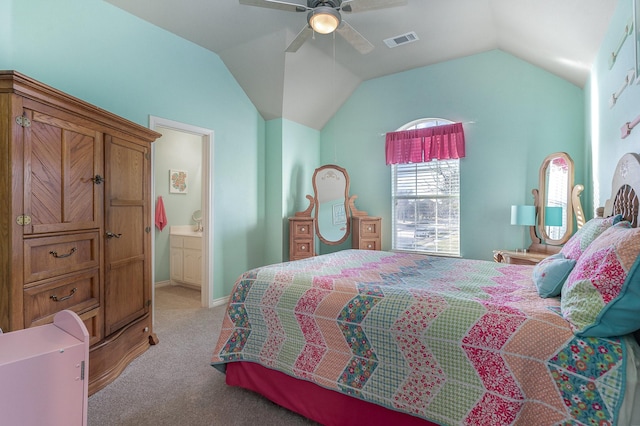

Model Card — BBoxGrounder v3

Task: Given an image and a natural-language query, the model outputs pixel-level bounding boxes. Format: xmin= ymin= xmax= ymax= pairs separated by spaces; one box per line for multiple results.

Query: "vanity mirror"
xmin=313 ymin=165 xmax=351 ymax=245
xmin=495 ymin=152 xmax=585 ymax=265
xmin=530 ymin=152 xmax=585 ymax=251
xmin=289 ymin=164 xmax=381 ymax=260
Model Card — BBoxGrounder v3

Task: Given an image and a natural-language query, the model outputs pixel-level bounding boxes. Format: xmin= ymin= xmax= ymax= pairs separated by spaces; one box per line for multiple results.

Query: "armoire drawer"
xmin=24 ymin=232 xmax=100 ymax=283
xmin=79 ymin=308 xmax=103 ymax=346
xmin=24 ymin=269 xmax=100 ymax=329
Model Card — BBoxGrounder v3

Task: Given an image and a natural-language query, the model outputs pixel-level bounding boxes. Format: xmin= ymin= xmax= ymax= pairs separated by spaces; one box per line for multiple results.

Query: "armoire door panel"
xmin=104 ymin=260 xmax=146 ymax=335
xmin=105 ymin=205 xmax=144 ymax=260
xmin=23 ymin=108 xmax=102 ymax=234
xmin=107 ymin=139 xmax=145 ymax=201
xmin=103 ymin=135 xmax=150 ymax=337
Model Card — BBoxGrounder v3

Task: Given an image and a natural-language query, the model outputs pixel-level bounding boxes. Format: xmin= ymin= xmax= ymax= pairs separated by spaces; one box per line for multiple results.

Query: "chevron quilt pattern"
xmin=212 ymin=250 xmax=627 ymax=425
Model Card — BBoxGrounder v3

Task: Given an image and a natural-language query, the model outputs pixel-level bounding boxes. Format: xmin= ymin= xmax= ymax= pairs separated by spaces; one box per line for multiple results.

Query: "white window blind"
xmin=391 ymin=119 xmax=460 ymax=256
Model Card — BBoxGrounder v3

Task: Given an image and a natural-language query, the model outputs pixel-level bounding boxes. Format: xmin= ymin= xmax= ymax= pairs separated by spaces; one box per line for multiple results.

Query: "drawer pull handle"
xmin=50 ymin=287 xmax=77 ymax=302
xmin=106 ymin=232 xmax=122 ymax=239
xmin=49 ymin=247 xmax=77 ymax=258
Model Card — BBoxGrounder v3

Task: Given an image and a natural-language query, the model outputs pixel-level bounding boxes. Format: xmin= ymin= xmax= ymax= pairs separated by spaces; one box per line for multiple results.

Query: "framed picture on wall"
xmin=169 ymin=169 xmax=188 ymax=194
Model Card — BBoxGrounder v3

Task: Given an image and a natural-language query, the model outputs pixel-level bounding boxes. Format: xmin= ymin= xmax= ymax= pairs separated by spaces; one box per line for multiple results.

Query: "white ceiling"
xmin=105 ymin=0 xmax=617 ymax=130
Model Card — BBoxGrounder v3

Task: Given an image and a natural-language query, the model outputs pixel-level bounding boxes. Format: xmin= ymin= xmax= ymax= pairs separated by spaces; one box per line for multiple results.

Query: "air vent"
xmin=384 ymin=31 xmax=419 ymax=48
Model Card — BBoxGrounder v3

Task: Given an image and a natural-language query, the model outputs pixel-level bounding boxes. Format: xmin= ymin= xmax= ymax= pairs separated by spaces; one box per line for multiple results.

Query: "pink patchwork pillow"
xmin=561 ymin=222 xmax=640 ymax=337
xmin=560 ymin=215 xmax=622 ymax=261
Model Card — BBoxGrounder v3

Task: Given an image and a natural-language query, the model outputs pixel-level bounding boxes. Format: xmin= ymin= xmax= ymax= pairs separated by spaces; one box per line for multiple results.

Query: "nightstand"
xmin=493 ymin=250 xmax=549 ymax=265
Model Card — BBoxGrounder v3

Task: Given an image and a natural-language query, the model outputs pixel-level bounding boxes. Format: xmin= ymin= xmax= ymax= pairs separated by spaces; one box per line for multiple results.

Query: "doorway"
xmin=149 ymin=116 xmax=214 ymax=309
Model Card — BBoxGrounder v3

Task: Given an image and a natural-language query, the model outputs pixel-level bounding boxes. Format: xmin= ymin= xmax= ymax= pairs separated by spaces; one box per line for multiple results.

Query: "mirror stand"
xmin=348 ymin=195 xmax=369 ymax=217
xmin=289 ymin=165 xmax=381 ymax=260
xmin=494 ymin=152 xmax=584 ymax=265
xmin=295 ymin=195 xmax=315 ymax=218
xmin=528 ymin=152 xmax=585 ymax=253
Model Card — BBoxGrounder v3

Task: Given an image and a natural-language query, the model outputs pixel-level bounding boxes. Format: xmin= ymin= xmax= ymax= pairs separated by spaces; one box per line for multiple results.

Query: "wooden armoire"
xmin=0 ymin=71 xmax=161 ymax=395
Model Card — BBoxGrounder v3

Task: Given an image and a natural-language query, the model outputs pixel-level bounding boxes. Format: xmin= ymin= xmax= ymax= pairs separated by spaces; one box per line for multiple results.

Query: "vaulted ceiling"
xmin=105 ymin=0 xmax=617 ymax=130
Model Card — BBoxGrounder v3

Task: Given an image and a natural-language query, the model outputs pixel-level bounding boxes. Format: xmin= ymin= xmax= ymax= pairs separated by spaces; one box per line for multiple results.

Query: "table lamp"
xmin=545 ymin=206 xmax=563 ymax=227
xmin=511 ymin=205 xmax=536 ymax=251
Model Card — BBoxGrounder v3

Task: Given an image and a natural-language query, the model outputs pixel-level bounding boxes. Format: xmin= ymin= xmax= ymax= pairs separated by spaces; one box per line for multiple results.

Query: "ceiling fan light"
xmin=308 ymin=7 xmax=341 ymax=34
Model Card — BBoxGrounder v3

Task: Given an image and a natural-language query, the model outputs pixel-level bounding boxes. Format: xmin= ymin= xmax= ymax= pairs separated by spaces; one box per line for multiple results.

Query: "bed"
xmin=211 ymin=153 xmax=640 ymax=426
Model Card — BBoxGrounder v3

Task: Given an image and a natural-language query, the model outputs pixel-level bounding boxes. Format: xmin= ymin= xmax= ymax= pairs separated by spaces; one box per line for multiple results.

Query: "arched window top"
xmin=398 ymin=117 xmax=453 ymax=131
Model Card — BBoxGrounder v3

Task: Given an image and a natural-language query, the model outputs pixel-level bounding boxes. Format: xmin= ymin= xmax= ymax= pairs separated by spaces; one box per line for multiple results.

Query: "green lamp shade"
xmin=511 ymin=205 xmax=536 ymax=226
xmin=545 ymin=206 xmax=563 ymax=226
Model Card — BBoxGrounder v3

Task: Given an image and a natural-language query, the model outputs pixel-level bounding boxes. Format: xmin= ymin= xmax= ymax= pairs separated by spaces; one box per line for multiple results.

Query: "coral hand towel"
xmin=155 ymin=196 xmax=168 ymax=231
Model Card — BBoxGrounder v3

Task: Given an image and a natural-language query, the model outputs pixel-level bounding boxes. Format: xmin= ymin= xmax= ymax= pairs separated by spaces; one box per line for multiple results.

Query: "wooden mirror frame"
xmin=530 ymin=152 xmax=584 ymax=251
xmin=312 ymin=164 xmax=351 ymax=245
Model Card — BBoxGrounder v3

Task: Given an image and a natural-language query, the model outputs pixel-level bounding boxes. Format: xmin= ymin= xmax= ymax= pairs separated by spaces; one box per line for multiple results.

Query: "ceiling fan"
xmin=239 ymin=0 xmax=407 ymax=54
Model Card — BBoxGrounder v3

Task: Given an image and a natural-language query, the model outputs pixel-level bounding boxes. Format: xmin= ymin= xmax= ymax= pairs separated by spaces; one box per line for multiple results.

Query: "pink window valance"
xmin=385 ymin=122 xmax=466 ymax=165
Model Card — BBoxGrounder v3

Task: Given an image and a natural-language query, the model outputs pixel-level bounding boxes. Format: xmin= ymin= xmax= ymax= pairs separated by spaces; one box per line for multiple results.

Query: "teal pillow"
xmin=532 ymin=253 xmax=576 ymax=298
xmin=561 ymin=222 xmax=640 ymax=337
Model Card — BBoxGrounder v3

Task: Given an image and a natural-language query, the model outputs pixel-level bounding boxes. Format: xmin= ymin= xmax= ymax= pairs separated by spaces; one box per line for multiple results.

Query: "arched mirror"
xmin=531 ymin=152 xmax=584 ymax=248
xmin=313 ymin=165 xmax=351 ymax=245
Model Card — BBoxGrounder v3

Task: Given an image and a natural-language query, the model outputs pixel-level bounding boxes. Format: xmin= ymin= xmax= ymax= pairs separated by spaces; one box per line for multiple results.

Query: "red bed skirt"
xmin=226 ymin=362 xmax=439 ymax=426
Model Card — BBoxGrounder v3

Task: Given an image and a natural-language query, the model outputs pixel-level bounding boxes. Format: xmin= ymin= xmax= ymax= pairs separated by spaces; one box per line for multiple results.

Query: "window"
xmin=391 ymin=119 xmax=460 ymax=256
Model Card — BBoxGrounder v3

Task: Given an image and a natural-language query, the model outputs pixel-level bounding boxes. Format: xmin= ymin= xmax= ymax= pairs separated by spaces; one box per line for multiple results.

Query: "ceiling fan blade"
xmin=336 ymin=21 xmax=374 ymax=54
xmin=286 ymin=25 xmax=313 ymax=52
xmin=239 ymin=0 xmax=309 ymax=13
xmin=340 ymin=0 xmax=407 ymax=13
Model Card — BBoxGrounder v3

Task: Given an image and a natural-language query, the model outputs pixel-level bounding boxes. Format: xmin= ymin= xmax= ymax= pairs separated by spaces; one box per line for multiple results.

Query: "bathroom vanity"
xmin=169 ymin=226 xmax=203 ymax=290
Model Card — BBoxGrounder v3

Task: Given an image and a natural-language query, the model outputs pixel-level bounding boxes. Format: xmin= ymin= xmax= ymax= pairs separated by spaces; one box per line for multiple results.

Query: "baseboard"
xmin=210 ymin=296 xmax=229 ymax=308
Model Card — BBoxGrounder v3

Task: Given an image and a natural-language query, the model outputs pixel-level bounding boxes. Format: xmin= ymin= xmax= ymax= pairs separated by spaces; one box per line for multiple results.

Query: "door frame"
xmin=149 ymin=116 xmax=214 ymax=308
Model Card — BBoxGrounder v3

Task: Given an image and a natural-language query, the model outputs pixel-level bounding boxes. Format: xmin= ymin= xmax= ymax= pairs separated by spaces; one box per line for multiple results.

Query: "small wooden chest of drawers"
xmin=352 ymin=216 xmax=382 ymax=250
xmin=289 ymin=217 xmax=315 ymax=260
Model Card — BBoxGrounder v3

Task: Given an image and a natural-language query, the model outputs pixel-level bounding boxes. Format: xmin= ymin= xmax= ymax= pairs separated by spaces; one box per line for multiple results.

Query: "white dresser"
xmin=169 ymin=226 xmax=203 ymax=289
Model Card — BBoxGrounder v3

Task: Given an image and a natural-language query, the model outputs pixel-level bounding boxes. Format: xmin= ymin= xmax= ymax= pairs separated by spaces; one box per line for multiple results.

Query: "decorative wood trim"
xmin=295 ymin=195 xmax=314 ymax=217
xmin=348 ymin=195 xmax=368 ymax=217
xmin=572 ymin=184 xmax=586 ymax=229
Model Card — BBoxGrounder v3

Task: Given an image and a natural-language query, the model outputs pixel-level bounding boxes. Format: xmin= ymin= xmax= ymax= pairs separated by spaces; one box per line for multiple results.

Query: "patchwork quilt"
xmin=211 ymin=250 xmax=627 ymax=425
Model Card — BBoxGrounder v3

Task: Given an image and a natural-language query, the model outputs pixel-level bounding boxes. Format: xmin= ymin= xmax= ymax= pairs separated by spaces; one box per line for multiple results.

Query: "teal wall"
xmin=153 ymin=128 xmax=203 ymax=283
xmin=587 ymin=0 xmax=640 ymax=210
xmin=1 ymin=0 xmax=266 ymax=300
xmin=320 ymin=50 xmax=586 ymax=260
xmin=265 ymin=119 xmax=284 ymax=265
xmin=265 ymin=119 xmax=320 ymax=263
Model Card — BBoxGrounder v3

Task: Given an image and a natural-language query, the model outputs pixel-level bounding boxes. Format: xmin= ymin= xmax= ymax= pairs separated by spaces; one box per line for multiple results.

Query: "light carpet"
xmin=88 ymin=285 xmax=316 ymax=425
